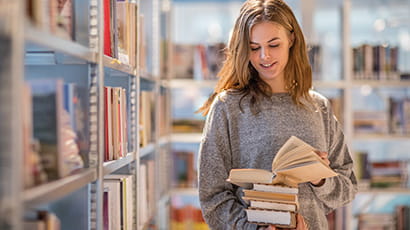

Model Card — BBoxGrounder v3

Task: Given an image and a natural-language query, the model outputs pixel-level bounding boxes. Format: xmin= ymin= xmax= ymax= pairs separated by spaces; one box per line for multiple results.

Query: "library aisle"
xmin=0 ymin=0 xmax=409 ymax=230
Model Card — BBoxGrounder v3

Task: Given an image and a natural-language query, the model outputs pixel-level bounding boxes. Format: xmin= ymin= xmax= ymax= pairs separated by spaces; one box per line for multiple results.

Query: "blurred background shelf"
xmin=353 ymin=133 xmax=410 ymax=140
xmin=140 ymin=143 xmax=156 ymax=158
xmin=358 ymin=188 xmax=410 ymax=194
xmin=171 ymin=133 xmax=203 ymax=143
xmin=170 ymin=188 xmax=199 ymax=196
xmin=169 ymin=79 xmax=218 ymax=88
xmin=23 ymin=169 xmax=97 ymax=208
xmin=25 ymin=26 xmax=97 ymax=63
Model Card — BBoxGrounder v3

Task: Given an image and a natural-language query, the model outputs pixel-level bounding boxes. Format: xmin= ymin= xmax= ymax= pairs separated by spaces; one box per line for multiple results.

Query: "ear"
xmin=289 ymin=31 xmax=295 ymax=48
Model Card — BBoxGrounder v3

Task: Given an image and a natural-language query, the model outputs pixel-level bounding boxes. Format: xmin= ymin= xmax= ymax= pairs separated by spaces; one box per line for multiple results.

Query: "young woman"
xmin=197 ymin=0 xmax=357 ymax=229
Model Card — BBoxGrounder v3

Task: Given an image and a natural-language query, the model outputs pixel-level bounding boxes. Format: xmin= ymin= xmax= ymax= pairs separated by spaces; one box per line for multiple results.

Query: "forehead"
xmin=250 ymin=21 xmax=288 ymax=42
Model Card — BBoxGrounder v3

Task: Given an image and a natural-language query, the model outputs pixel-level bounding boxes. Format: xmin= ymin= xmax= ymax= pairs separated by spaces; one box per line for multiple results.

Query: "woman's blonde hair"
xmin=198 ymin=0 xmax=312 ymax=116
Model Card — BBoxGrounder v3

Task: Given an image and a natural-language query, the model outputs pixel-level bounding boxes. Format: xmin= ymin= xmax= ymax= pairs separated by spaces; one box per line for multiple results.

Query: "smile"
xmin=260 ymin=62 xmax=276 ymax=68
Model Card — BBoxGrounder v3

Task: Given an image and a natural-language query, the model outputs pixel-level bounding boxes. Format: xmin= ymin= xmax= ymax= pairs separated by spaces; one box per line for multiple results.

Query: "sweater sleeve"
xmin=198 ymin=97 xmax=258 ymax=230
xmin=309 ymin=101 xmax=358 ymax=213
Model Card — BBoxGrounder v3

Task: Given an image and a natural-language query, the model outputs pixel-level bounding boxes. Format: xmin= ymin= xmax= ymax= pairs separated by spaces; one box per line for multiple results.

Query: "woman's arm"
xmin=309 ymin=102 xmax=358 ymax=212
xmin=198 ymin=97 xmax=258 ymax=230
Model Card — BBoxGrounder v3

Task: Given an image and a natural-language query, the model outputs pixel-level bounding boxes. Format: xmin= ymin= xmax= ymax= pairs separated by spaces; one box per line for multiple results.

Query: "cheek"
xmin=249 ymin=53 xmax=259 ymax=66
xmin=278 ymin=48 xmax=290 ymax=61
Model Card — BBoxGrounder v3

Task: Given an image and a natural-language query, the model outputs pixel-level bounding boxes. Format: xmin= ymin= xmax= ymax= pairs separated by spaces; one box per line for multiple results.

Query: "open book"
xmin=227 ymin=136 xmax=338 ymax=187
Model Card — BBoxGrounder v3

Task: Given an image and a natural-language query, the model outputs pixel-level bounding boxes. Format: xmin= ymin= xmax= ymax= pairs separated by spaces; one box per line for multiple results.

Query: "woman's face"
xmin=249 ymin=21 xmax=293 ymax=91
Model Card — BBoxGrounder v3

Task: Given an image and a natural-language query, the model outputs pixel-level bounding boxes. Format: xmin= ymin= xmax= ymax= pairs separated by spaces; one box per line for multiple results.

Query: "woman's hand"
xmin=294 ymin=213 xmax=309 ymax=230
xmin=310 ymin=151 xmax=330 ymax=186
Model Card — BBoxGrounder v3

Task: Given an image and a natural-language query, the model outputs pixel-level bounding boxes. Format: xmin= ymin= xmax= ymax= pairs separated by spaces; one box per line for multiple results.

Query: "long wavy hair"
xmin=198 ymin=0 xmax=312 ymax=116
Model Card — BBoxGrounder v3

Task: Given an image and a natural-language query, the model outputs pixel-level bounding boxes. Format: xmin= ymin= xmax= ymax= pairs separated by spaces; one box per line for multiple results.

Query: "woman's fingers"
xmin=296 ymin=214 xmax=309 ymax=230
xmin=315 ymin=151 xmax=330 ymax=166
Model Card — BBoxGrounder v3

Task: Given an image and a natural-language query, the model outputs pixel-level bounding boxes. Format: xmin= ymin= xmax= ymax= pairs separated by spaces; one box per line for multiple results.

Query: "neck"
xmin=265 ymin=76 xmax=287 ymax=93
xmin=271 ymin=85 xmax=287 ymax=93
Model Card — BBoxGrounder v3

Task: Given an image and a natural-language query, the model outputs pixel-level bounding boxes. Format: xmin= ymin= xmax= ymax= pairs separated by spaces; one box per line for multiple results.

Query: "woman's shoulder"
xmin=214 ymin=89 xmax=244 ymax=104
xmin=309 ymin=90 xmax=331 ymax=108
xmin=208 ymin=89 xmax=245 ymax=113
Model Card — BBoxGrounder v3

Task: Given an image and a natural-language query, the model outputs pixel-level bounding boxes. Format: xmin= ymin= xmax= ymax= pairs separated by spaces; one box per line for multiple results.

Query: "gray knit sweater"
xmin=198 ymin=90 xmax=357 ymax=230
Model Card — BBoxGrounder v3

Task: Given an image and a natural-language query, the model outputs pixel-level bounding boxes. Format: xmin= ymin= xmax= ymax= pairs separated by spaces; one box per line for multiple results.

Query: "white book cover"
xmin=245 ymin=209 xmax=295 ymax=227
xmin=104 ymin=180 xmax=121 ymax=230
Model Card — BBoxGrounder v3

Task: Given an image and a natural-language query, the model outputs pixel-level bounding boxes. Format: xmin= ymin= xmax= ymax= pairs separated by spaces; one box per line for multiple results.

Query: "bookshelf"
xmin=0 ymin=0 xmax=171 ymax=230
xmin=347 ymin=0 xmax=410 ymax=228
xmin=169 ymin=0 xmax=410 ymax=229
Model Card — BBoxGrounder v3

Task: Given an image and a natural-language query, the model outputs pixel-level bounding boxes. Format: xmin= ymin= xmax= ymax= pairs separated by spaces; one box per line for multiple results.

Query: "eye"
xmin=250 ymin=46 xmax=260 ymax=51
xmin=269 ymin=44 xmax=280 ymax=48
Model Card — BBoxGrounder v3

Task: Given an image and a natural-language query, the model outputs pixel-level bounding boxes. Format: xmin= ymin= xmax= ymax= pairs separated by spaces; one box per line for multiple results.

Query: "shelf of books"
xmin=22 ymin=0 xmax=101 ymax=229
xmin=167 ymin=139 xmax=206 ymax=230
xmin=0 ymin=0 xmax=172 ymax=229
xmin=348 ymin=0 xmax=410 ymax=229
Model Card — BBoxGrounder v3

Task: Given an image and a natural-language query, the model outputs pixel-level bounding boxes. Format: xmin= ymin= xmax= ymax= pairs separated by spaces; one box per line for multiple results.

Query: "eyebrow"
xmin=250 ymin=37 xmax=280 ymax=44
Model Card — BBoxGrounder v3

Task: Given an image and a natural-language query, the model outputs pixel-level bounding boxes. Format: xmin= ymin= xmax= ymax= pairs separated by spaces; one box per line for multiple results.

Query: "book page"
xmin=272 ymin=136 xmax=316 ymax=168
xmin=274 ymin=153 xmax=318 ymax=171
xmin=272 ymin=145 xmax=316 ymax=170
xmin=276 ymin=161 xmax=338 ymax=183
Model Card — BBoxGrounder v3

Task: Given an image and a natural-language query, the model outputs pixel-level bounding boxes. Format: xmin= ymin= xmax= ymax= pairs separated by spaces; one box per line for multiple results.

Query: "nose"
xmin=260 ymin=47 xmax=270 ymax=60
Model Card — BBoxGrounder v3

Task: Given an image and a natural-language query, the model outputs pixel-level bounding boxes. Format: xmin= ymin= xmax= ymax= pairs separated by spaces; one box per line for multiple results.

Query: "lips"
xmin=260 ymin=61 xmax=277 ymax=68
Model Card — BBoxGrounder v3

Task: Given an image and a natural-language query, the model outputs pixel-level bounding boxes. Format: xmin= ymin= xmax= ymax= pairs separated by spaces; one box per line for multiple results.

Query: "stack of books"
xmin=243 ymin=183 xmax=299 ymax=228
xmin=370 ymin=161 xmax=408 ymax=188
xmin=227 ymin=136 xmax=338 ymax=228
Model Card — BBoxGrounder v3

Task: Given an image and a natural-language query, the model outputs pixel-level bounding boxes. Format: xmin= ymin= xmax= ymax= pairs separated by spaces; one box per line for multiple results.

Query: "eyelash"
xmin=250 ymin=44 xmax=280 ymax=51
